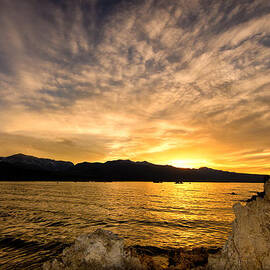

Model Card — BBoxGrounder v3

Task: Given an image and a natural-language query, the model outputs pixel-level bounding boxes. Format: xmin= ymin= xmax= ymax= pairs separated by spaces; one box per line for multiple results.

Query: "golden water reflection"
xmin=0 ymin=181 xmax=263 ymax=252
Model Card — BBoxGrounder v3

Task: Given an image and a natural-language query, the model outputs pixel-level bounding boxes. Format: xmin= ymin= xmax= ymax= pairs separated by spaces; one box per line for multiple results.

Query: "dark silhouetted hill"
xmin=0 ymin=154 xmax=268 ymax=182
xmin=2 ymin=153 xmax=74 ymax=171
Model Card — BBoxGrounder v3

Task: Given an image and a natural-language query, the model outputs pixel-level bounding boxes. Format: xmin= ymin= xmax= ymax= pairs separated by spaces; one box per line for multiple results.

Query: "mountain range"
xmin=0 ymin=153 xmax=268 ymax=182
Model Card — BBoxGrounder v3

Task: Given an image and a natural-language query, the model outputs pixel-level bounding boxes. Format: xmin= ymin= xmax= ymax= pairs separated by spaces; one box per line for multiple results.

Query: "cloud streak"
xmin=0 ymin=0 xmax=269 ymax=173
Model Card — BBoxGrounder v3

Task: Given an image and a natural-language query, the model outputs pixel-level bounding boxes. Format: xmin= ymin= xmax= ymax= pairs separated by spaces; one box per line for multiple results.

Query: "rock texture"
xmin=43 ymin=229 xmax=144 ymax=270
xmin=208 ymin=180 xmax=270 ymax=270
xmin=42 ymin=229 xmax=215 ymax=270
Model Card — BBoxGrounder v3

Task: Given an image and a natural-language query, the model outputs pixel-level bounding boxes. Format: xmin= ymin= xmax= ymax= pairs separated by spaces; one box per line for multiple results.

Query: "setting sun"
xmin=0 ymin=0 xmax=269 ymax=175
xmin=169 ymin=159 xmax=210 ymax=169
xmin=0 ymin=1 xmax=270 ymax=269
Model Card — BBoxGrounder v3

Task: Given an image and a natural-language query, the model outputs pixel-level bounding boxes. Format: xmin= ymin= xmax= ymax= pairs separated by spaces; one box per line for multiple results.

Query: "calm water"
xmin=0 ymin=181 xmax=263 ymax=269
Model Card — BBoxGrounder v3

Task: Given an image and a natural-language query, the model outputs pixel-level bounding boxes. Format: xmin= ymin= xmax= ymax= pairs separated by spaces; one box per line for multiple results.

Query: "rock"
xmin=208 ymin=179 xmax=270 ymax=270
xmin=43 ymin=229 xmax=218 ymax=270
xmin=265 ymin=181 xmax=270 ymax=200
xmin=43 ymin=229 xmax=144 ymax=270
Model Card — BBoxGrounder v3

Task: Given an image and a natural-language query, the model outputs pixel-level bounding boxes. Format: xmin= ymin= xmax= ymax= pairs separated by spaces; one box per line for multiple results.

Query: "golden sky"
xmin=0 ymin=0 xmax=269 ymax=174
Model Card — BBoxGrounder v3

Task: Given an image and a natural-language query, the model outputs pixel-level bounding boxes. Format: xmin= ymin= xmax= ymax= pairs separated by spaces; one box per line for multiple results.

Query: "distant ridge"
xmin=2 ymin=153 xmax=74 ymax=171
xmin=0 ymin=153 xmax=268 ymax=182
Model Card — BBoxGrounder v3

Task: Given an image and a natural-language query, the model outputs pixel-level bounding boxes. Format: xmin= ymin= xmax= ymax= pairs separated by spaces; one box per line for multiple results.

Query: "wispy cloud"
xmin=0 ymin=0 xmax=269 ymax=173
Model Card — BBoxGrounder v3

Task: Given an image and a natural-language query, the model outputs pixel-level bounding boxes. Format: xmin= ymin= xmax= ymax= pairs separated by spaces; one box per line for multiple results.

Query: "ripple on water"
xmin=0 ymin=181 xmax=263 ymax=269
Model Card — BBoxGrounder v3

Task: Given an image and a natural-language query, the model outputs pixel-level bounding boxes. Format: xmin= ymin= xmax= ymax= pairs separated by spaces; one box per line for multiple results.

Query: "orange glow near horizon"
xmin=168 ymin=159 xmax=210 ymax=169
xmin=0 ymin=0 xmax=269 ymax=176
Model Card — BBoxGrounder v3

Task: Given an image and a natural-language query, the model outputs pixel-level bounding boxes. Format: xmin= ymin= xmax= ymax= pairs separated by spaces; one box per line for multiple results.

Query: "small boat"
xmin=175 ymin=180 xmax=183 ymax=184
xmin=153 ymin=180 xmax=163 ymax=183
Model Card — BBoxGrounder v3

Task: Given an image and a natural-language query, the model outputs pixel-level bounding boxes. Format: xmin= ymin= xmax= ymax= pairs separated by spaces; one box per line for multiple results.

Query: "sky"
xmin=0 ymin=0 xmax=269 ymax=174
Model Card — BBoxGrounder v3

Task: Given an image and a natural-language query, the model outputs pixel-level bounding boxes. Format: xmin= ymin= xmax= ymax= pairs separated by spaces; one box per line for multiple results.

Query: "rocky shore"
xmin=207 ymin=179 xmax=270 ymax=270
xmin=43 ymin=229 xmax=219 ymax=270
xmin=43 ymin=180 xmax=270 ymax=270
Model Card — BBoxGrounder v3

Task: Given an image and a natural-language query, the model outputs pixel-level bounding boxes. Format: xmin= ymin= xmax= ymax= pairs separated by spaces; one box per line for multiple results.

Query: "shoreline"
xmin=42 ymin=180 xmax=270 ymax=269
xmin=0 ymin=180 xmax=266 ymax=183
xmin=42 ymin=230 xmax=222 ymax=270
xmin=0 ymin=181 xmax=266 ymax=269
xmin=0 ymin=241 xmax=222 ymax=270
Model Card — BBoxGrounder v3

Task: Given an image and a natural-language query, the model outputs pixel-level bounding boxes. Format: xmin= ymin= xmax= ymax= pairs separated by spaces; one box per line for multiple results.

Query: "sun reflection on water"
xmin=0 ymin=181 xmax=263 ymax=268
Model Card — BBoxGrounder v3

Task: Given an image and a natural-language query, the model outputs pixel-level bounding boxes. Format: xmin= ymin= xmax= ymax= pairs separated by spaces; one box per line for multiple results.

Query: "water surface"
xmin=0 ymin=181 xmax=263 ymax=269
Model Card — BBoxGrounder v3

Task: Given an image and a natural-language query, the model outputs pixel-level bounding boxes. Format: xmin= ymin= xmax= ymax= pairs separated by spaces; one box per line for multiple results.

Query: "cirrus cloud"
xmin=0 ymin=0 xmax=269 ymax=173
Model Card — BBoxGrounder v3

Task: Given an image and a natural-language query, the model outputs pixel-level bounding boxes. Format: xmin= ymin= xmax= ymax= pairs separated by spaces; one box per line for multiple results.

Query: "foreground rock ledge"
xmin=43 ymin=229 xmax=144 ymax=270
xmin=43 ymin=229 xmax=213 ymax=270
xmin=208 ymin=180 xmax=270 ymax=270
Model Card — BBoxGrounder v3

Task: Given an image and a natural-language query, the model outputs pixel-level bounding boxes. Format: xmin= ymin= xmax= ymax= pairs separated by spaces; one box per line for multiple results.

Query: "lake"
xmin=0 ymin=181 xmax=263 ymax=269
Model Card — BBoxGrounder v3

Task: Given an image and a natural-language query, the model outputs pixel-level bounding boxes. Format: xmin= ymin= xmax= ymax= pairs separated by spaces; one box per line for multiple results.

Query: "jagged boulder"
xmin=208 ymin=180 xmax=270 ymax=270
xmin=43 ymin=229 xmax=144 ymax=270
xmin=42 ymin=229 xmax=212 ymax=270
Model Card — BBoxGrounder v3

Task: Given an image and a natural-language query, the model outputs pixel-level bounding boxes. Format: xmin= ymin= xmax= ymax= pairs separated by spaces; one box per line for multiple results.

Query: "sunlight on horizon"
xmin=0 ymin=0 xmax=269 ymax=175
xmin=168 ymin=159 xmax=210 ymax=169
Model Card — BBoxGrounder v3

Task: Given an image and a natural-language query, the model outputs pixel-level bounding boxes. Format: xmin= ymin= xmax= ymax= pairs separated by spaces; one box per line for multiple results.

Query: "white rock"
xmin=43 ymin=229 xmax=144 ymax=270
xmin=208 ymin=179 xmax=270 ymax=270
